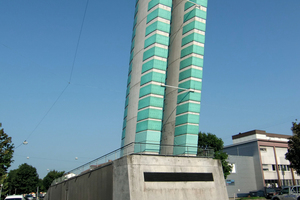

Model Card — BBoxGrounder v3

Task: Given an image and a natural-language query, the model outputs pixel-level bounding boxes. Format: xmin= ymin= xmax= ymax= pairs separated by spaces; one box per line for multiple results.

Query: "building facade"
xmin=121 ymin=0 xmax=208 ymax=155
xmin=224 ymin=130 xmax=300 ymax=197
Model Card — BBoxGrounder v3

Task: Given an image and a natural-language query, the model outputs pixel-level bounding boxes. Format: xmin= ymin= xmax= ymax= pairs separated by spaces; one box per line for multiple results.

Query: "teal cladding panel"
xmin=176 ymin=102 xmax=200 ymax=115
xmin=174 ymin=124 xmax=199 ymax=136
xmin=137 ymin=108 xmax=163 ymax=121
xmin=184 ymin=9 xmax=207 ymax=22
xmin=175 ymin=113 xmax=200 ymax=126
xmin=136 ymin=120 xmax=162 ymax=132
xmin=145 ymin=21 xmax=170 ymax=36
xmin=184 ymin=0 xmax=208 ymax=10
xmin=134 ymin=4 xmax=139 ymax=16
xmin=132 ymin=28 xmax=136 ymax=40
xmin=125 ymin=96 xmax=129 ymax=107
xmin=180 ymin=56 xmax=203 ymax=69
xmin=128 ymin=63 xmax=132 ymax=74
xmin=135 ymin=131 xmax=161 ymax=143
xmin=133 ymin=16 xmax=137 ymax=28
xmin=182 ymin=21 xmax=206 ymax=35
xmin=179 ymin=68 xmax=203 ymax=81
xmin=174 ymin=134 xmax=198 ymax=145
xmin=142 ymin=59 xmax=167 ymax=73
xmin=126 ymin=86 xmax=130 ymax=96
xmin=178 ymin=79 xmax=202 ymax=92
xmin=177 ymin=92 xmax=201 ymax=103
xmin=134 ymin=143 xmax=160 ymax=153
xmin=127 ymin=74 xmax=131 ymax=86
xmin=124 ymin=106 xmax=128 ymax=118
xmin=131 ymin=39 xmax=135 ymax=51
xmin=182 ymin=33 xmax=205 ymax=46
xmin=144 ymin=34 xmax=169 ymax=48
xmin=139 ymin=84 xmax=165 ymax=97
xmin=181 ymin=45 xmax=204 ymax=58
xmin=143 ymin=46 xmax=168 ymax=60
xmin=122 ymin=128 xmax=126 ymax=139
xmin=141 ymin=72 xmax=166 ymax=86
xmin=148 ymin=0 xmax=172 ymax=10
xmin=138 ymin=96 xmax=164 ymax=109
xmin=123 ymin=119 xmax=127 ymax=129
xmin=130 ymin=50 xmax=134 ymax=63
xmin=147 ymin=8 xmax=171 ymax=23
xmin=173 ymin=145 xmax=197 ymax=155
xmin=121 ymin=138 xmax=125 ymax=147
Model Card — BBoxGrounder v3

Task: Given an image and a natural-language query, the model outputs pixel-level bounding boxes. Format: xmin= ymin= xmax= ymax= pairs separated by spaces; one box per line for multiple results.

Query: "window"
xmin=272 ymin=165 xmax=276 ymax=171
xmin=260 ymin=147 xmax=267 ymax=152
xmin=281 ymin=187 xmax=289 ymax=194
xmin=226 ymin=179 xmax=235 ymax=186
xmin=262 ymin=164 xmax=269 ymax=171
xmin=230 ymin=163 xmax=236 ymax=173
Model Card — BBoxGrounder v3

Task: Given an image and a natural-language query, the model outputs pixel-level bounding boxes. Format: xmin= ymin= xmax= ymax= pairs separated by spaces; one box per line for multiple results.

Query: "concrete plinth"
xmin=45 ymin=155 xmax=229 ymax=200
xmin=113 ymin=155 xmax=229 ymax=200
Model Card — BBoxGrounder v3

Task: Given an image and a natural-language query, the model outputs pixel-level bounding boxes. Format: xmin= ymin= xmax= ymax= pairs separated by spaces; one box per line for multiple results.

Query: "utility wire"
xmin=15 ymin=0 xmax=90 ymax=149
xmin=69 ymin=0 xmax=90 ymax=83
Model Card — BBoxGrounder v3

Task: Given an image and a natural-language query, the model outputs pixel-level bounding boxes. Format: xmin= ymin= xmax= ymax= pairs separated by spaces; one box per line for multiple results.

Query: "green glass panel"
xmin=147 ymin=8 xmax=171 ymax=23
xmin=145 ymin=21 xmax=170 ymax=36
xmin=140 ymin=72 xmax=166 ymax=86
xmin=138 ymin=96 xmax=164 ymax=109
xmin=136 ymin=120 xmax=162 ymax=132
xmin=124 ymin=106 xmax=128 ymax=118
xmin=137 ymin=108 xmax=163 ymax=121
xmin=130 ymin=50 xmax=134 ymax=63
xmin=142 ymin=59 xmax=167 ymax=73
xmin=139 ymin=84 xmax=165 ymax=97
xmin=182 ymin=20 xmax=206 ymax=35
xmin=128 ymin=63 xmax=133 ymax=75
xmin=174 ymin=124 xmax=199 ymax=136
xmin=178 ymin=80 xmax=202 ymax=93
xmin=177 ymin=91 xmax=201 ymax=103
xmin=180 ymin=56 xmax=203 ymax=69
xmin=175 ymin=113 xmax=199 ymax=126
xmin=123 ymin=119 xmax=127 ymax=129
xmin=184 ymin=0 xmax=208 ymax=10
xmin=184 ymin=8 xmax=207 ymax=22
xmin=182 ymin=33 xmax=205 ymax=46
xmin=143 ymin=46 xmax=168 ymax=61
xmin=122 ymin=128 xmax=126 ymax=139
xmin=127 ymin=74 xmax=131 ymax=86
xmin=179 ymin=68 xmax=203 ymax=81
xmin=176 ymin=102 xmax=200 ymax=115
xmin=148 ymin=0 xmax=172 ymax=11
xmin=181 ymin=45 xmax=204 ymax=58
xmin=144 ymin=34 xmax=169 ymax=48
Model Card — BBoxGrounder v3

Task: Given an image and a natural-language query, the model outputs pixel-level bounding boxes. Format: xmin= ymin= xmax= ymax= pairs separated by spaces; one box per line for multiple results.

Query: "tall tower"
xmin=122 ymin=0 xmax=208 ymax=155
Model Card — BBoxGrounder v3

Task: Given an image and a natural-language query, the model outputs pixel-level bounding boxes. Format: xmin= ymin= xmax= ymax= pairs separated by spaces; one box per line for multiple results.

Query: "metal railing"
xmin=51 ymin=142 xmax=214 ymax=185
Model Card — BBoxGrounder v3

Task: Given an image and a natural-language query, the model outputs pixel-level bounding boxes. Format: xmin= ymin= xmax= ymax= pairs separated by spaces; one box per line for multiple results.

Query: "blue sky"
xmin=1 ymin=0 xmax=299 ymax=178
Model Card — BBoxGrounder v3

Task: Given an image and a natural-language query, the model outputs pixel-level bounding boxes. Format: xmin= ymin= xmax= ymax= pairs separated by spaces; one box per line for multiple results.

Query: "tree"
xmin=42 ymin=170 xmax=65 ymax=191
xmin=285 ymin=122 xmax=300 ymax=174
xmin=197 ymin=132 xmax=232 ymax=179
xmin=0 ymin=123 xmax=14 ymax=179
xmin=12 ymin=163 xmax=39 ymax=194
xmin=6 ymin=169 xmax=18 ymax=195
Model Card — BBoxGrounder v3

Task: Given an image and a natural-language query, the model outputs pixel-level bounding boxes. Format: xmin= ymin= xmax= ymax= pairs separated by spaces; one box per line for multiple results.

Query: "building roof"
xmin=232 ymin=130 xmax=292 ymax=140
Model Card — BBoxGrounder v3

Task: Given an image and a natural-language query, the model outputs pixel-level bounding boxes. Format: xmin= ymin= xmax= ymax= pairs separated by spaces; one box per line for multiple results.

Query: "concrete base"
xmin=113 ymin=155 xmax=229 ymax=200
xmin=45 ymin=155 xmax=229 ymax=200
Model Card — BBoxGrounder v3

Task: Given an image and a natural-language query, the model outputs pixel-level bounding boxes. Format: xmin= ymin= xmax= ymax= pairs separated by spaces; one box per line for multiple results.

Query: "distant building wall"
xmin=226 ymin=155 xmax=258 ymax=197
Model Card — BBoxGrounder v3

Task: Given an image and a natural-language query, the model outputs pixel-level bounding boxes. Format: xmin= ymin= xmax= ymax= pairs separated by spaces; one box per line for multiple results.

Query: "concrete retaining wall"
xmin=45 ymin=163 xmax=113 ymax=200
